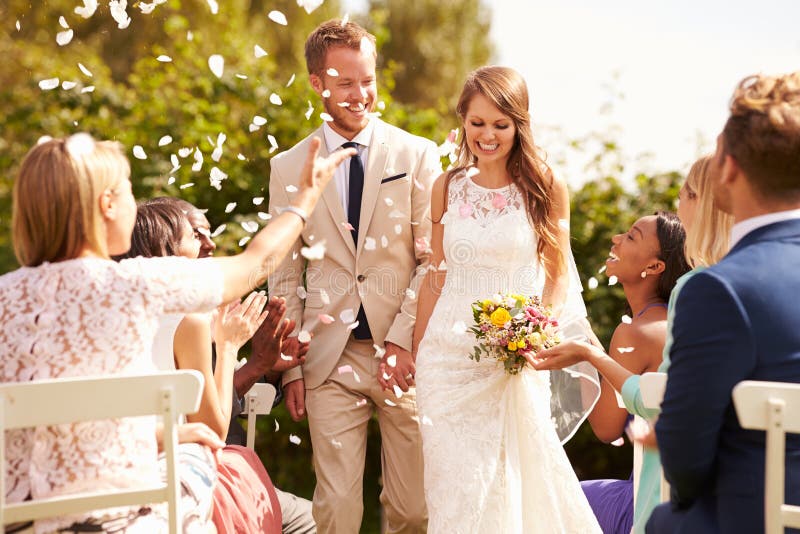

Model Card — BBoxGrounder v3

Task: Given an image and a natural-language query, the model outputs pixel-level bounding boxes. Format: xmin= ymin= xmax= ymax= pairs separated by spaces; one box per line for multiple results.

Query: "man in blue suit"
xmin=648 ymin=72 xmax=800 ymax=533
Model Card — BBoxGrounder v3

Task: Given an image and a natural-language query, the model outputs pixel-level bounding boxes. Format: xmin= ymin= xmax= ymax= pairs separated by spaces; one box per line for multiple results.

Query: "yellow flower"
xmin=516 ymin=339 xmax=526 ymax=349
xmin=490 ymin=307 xmax=511 ymax=327
xmin=481 ymin=299 xmax=493 ymax=311
xmin=507 ymin=341 xmax=518 ymax=351
xmin=528 ymin=332 xmax=542 ymax=347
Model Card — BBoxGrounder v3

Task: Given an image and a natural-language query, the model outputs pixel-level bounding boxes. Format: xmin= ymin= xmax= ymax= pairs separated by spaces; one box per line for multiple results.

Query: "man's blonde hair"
xmin=12 ymin=135 xmax=130 ymax=266
xmin=683 ymin=155 xmax=734 ymax=268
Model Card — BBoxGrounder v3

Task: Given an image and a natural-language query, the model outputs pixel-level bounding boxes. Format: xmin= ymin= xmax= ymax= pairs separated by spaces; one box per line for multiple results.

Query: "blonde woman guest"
xmin=413 ymin=66 xmax=601 ymax=533
xmin=0 ymin=133 xmax=354 ymax=533
xmin=533 ymin=155 xmax=733 ymax=533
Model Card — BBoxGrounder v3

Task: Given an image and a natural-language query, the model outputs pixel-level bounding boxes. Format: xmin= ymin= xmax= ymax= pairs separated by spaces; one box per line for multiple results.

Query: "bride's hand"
xmin=527 ymin=340 xmax=600 ymax=370
xmin=292 ymin=138 xmax=357 ymax=214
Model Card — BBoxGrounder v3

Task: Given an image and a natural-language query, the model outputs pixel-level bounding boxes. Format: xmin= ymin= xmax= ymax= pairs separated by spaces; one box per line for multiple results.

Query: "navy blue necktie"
xmin=341 ymin=141 xmax=372 ymax=340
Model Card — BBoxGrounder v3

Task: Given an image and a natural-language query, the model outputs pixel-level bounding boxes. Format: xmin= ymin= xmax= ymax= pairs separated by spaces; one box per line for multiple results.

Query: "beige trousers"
xmin=305 ymin=338 xmax=427 ymax=534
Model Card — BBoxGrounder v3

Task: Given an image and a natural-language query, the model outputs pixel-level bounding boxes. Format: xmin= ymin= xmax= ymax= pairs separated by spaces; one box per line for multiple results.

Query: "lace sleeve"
xmin=120 ymin=256 xmax=225 ymax=316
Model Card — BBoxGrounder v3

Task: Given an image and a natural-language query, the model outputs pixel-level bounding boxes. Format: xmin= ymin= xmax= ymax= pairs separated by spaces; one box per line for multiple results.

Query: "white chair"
xmin=243 ymin=382 xmax=277 ymax=450
xmin=640 ymin=372 xmax=670 ymax=502
xmin=732 ymin=380 xmax=800 ymax=534
xmin=0 ymin=371 xmax=203 ymax=534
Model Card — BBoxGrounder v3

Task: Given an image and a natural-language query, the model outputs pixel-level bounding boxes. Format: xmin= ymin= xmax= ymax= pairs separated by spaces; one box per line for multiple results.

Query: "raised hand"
xmin=213 ymin=291 xmax=269 ymax=353
xmin=292 ymin=137 xmax=357 ymax=214
xmin=270 ymin=326 xmax=309 ymax=374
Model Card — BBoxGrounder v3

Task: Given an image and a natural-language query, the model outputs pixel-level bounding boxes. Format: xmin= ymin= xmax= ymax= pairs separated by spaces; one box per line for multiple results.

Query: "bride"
xmin=412 ymin=66 xmax=602 ymax=532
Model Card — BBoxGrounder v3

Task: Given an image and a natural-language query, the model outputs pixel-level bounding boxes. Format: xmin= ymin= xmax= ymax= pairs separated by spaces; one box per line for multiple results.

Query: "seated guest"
xmin=532 ymin=211 xmax=690 ymax=533
xmin=0 ymin=133 xmax=354 ymax=532
xmin=149 ymin=197 xmax=318 ymax=534
xmin=649 ymin=71 xmax=800 ymax=533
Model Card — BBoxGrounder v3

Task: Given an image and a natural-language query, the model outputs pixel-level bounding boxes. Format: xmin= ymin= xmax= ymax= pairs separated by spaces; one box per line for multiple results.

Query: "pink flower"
xmin=459 ymin=202 xmax=474 ymax=218
xmin=491 ymin=193 xmax=507 ymax=210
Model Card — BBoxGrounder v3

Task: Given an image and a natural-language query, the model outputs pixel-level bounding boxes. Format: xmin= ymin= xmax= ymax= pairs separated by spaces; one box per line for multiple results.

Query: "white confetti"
xmin=356 ymin=398 xmax=367 ymax=407
xmin=393 ymin=385 xmax=404 ymax=398
xmin=321 ymin=89 xmax=331 ymax=98
xmin=74 ymin=0 xmax=98 ymax=18
xmin=421 ymin=415 xmax=433 ymax=426
xmin=341 ymin=13 xmax=350 ymax=26
xmin=305 ymin=101 xmax=314 ymax=120
xmin=75 ymin=63 xmax=93 ymax=78
xmin=331 ymin=438 xmax=343 ymax=449
xmin=211 ymin=224 xmax=226 ymax=237
xmin=56 ymin=29 xmax=73 ymax=46
xmin=381 ymin=235 xmax=389 ymax=248
xmin=209 ymin=167 xmax=228 ymax=190
xmin=301 ymin=242 xmax=326 ymax=261
xmin=339 ymin=309 xmax=356 ymax=324
xmin=319 ymin=314 xmax=335 ymax=324
xmin=61 ymin=80 xmax=77 ymax=90
xmin=383 ymin=197 xmax=394 ymax=206
xmin=326 ymin=68 xmax=339 ymax=77
xmin=224 ymin=202 xmax=237 ymax=213
xmin=388 ymin=209 xmax=405 ymax=219
xmin=240 ymin=221 xmax=259 ymax=233
xmin=621 ymin=314 xmax=633 ymax=324
xmin=377 ymin=101 xmax=386 ymax=110
xmin=374 ymin=345 xmax=386 ymax=359
xmin=192 ymin=149 xmax=203 ymax=171
xmin=451 ymin=321 xmax=467 ymax=334
xmin=257 ymin=212 xmax=271 ymax=220
xmin=157 ymin=135 xmax=173 ymax=147
xmin=320 ymin=289 xmax=330 ymax=305
xmin=59 ymin=16 xmax=70 ymax=29
xmin=249 ymin=124 xmax=261 ymax=133
xmin=206 ymin=0 xmax=219 ymax=14
xmin=238 ymin=236 xmax=251 ymax=247
xmin=274 ymin=419 xmax=279 ymax=432
xmin=394 ymin=224 xmax=402 ymax=235
xmin=109 ymin=0 xmax=131 ymax=29
xmin=285 ymin=185 xmax=298 ymax=193
xmin=208 ymin=54 xmax=224 ymax=78
xmin=178 ymin=147 xmax=193 ymax=157
xmin=237 ymin=153 xmax=247 ymax=161
xmin=587 ymin=277 xmax=599 ymax=290
xmin=320 ymin=112 xmax=334 ymax=122
xmin=253 ymin=115 xmax=267 ymax=126
xmin=167 ymin=176 xmax=176 ymax=185
xmin=132 ymin=145 xmax=147 ymax=160
xmin=405 ymin=288 xmax=416 ymax=299
xmin=611 ymin=437 xmax=625 ymax=447
xmin=211 ymin=145 xmax=222 ymax=162
xmin=608 ymin=275 xmax=618 ymax=286
xmin=252 ymin=197 xmax=264 ymax=205
xmin=286 ymin=73 xmax=296 ymax=86
xmin=81 ymin=85 xmax=95 ymax=93
xmin=179 ymin=183 xmax=194 ymax=189
xmin=268 ymin=10 xmax=288 ymax=25
xmin=346 ymin=321 xmax=360 ymax=331
xmin=156 ymin=55 xmax=172 ymax=62
xmin=269 ymin=93 xmax=283 ymax=105
xmin=254 ymin=44 xmax=268 ymax=58
xmin=268 ymin=134 xmax=279 ymax=153
xmin=297 ymin=0 xmax=324 ymax=14
xmin=364 ymin=237 xmax=376 ymax=250
xmin=15 ymin=20 xmax=21 ymax=31
xmin=385 ymin=399 xmax=397 ymax=407
xmin=298 ymin=330 xmax=312 ymax=343
xmin=280 ymin=353 xmax=292 ymax=361
xmin=235 ymin=73 xmax=248 ymax=80
xmin=289 ymin=434 xmax=301 ymax=445
xmin=598 ymin=265 xmax=607 ymax=274
xmin=617 ymin=347 xmax=635 ymax=353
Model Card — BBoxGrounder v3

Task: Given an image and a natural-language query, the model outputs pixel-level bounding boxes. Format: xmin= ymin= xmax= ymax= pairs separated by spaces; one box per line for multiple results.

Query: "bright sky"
xmin=347 ymin=0 xmax=800 ymax=186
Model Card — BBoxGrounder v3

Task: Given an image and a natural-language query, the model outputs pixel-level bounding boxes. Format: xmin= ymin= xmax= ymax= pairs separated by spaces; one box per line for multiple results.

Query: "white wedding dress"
xmin=416 ymin=171 xmax=602 ymax=533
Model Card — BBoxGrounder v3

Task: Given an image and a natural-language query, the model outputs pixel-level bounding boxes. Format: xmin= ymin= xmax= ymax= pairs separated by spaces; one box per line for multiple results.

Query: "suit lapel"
xmin=357 ymin=120 xmax=390 ymax=253
xmin=314 ymin=127 xmax=357 ymax=257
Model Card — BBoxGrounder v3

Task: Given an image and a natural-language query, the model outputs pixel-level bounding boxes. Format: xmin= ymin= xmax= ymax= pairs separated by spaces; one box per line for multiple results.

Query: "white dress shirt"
xmin=322 ymin=120 xmax=374 ymax=214
xmin=729 ymin=208 xmax=800 ymax=249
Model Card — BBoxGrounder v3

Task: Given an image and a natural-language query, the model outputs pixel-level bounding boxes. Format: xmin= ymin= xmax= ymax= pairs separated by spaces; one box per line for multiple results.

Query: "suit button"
xmin=357 ymin=274 xmax=366 ymax=282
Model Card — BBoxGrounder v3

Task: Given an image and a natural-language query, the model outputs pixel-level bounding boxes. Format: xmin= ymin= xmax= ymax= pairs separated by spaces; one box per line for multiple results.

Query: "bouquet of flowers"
xmin=469 ymin=293 xmax=562 ymax=375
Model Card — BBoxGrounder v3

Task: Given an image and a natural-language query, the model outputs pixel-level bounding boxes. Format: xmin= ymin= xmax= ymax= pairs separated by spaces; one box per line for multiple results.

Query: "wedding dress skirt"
xmin=416 ymin=172 xmax=601 ymax=533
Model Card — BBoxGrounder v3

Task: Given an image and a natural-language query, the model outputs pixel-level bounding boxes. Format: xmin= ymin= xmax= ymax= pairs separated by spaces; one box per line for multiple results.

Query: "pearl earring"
xmin=640 ymin=271 xmax=647 ymax=278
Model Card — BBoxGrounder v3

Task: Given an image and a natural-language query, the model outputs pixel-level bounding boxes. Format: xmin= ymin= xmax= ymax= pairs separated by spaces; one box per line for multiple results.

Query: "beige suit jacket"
xmin=268 ymin=119 xmax=441 ymax=389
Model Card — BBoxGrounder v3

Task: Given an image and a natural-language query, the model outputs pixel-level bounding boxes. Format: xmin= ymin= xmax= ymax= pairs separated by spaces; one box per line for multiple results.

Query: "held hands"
xmin=294 ymin=138 xmax=358 ymax=214
xmin=378 ymin=342 xmax=416 ymax=393
xmin=213 ymin=291 xmax=270 ymax=353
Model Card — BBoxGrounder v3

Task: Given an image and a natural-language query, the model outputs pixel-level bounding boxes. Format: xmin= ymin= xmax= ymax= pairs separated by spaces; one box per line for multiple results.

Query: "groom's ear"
xmin=309 ymin=73 xmax=324 ymax=96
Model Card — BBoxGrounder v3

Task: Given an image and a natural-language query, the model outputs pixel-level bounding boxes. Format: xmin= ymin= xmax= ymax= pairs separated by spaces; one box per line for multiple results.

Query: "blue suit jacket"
xmin=654 ymin=218 xmax=800 ymax=534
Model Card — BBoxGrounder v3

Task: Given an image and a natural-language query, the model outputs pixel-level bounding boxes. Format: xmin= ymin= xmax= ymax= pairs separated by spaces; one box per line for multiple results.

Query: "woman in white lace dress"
xmin=413 ymin=67 xmax=601 ymax=533
xmin=0 ymin=134 xmax=353 ymax=533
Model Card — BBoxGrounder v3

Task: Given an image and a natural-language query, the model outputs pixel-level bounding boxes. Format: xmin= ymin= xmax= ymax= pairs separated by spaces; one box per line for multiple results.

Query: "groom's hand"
xmin=378 ymin=342 xmax=415 ymax=393
xmin=284 ymin=378 xmax=307 ymax=421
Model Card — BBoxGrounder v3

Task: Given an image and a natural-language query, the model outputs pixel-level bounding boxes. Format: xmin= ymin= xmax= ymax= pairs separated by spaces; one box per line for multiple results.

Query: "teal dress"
xmin=619 ymin=267 xmax=704 ymax=534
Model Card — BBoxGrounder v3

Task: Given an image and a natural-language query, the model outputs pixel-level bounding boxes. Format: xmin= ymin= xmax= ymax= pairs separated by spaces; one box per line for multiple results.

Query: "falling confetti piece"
xmin=254 ymin=44 xmax=268 ymax=58
xmin=158 ymin=135 xmax=173 ymax=147
xmin=320 ymin=112 xmax=334 ymax=122
xmin=286 ymin=74 xmax=296 ymax=86
xmin=320 ymin=289 xmax=330 ymax=305
xmin=414 ymin=237 xmax=431 ymax=253
xmin=393 ymin=385 xmax=404 ymax=398
xmin=608 ymin=275 xmax=618 ymax=286
xmin=253 ymin=115 xmax=267 ymax=126
xmin=210 ymin=167 xmax=227 ymax=190
xmin=587 ymin=277 xmax=599 ymax=290
xmin=257 ymin=212 xmax=271 ymax=220
xmin=298 ymin=330 xmax=311 ymax=343
xmin=179 ymin=183 xmax=194 ymax=189
xmin=109 ymin=0 xmax=131 ymax=28
xmin=74 ymin=0 xmax=98 ymax=18
xmin=558 ymin=218 xmax=570 ymax=230
xmin=356 ymin=398 xmax=367 ymax=407
xmin=421 ymin=415 xmax=433 ymax=426
xmin=269 ymin=93 xmax=283 ymax=105
xmin=364 ymin=237 xmax=376 ymax=251
xmin=285 ymin=185 xmax=298 ymax=193
xmin=16 ymin=20 xmax=21 ymax=31
xmin=326 ymin=68 xmax=339 ymax=77
xmin=383 ymin=197 xmax=394 ymax=206
xmin=268 ymin=134 xmax=279 ymax=153
xmin=342 ymin=13 xmax=350 ymax=26
xmin=208 ymin=54 xmax=224 ymax=78
xmin=274 ymin=419 xmax=279 ymax=432
xmin=598 ymin=265 xmax=607 ymax=274
xmin=225 ymin=202 xmax=237 ymax=213
xmin=321 ymin=89 xmax=331 ymax=98
xmin=296 ymin=286 xmax=307 ymax=299
xmin=268 ymin=10 xmax=288 ymax=25
xmin=338 ymin=365 xmax=354 ymax=375
xmin=252 ymin=197 xmax=264 ymax=205
xmin=405 ymin=288 xmax=416 ymax=299
xmin=385 ymin=399 xmax=397 ymax=407
xmin=340 ymin=309 xmax=356 ymax=324
xmin=451 ymin=321 xmax=467 ymax=334
xmin=301 ymin=242 xmax=326 ymax=261
xmin=240 ymin=221 xmax=259 ymax=233
xmin=341 ymin=221 xmax=355 ymax=231
xmin=132 ymin=145 xmax=147 ymax=160
xmin=61 ymin=81 xmax=77 ymax=90
xmin=280 ymin=353 xmax=292 ymax=361
xmin=319 ymin=314 xmax=335 ymax=324
xmin=297 ymin=0 xmax=324 ymax=14
xmin=374 ymin=345 xmax=386 ymax=359
xmin=289 ymin=434 xmax=301 ymax=445
xmin=617 ymin=347 xmax=635 ymax=353
xmin=59 ymin=16 xmax=69 ymax=29
xmin=621 ymin=314 xmax=632 ymax=324
xmin=178 ymin=147 xmax=192 ymax=157
xmin=56 ymin=29 xmax=74 ymax=46
xmin=249 ymin=124 xmax=261 ymax=133
xmin=156 ymin=55 xmax=172 ymax=62
xmin=346 ymin=321 xmax=360 ymax=331
xmin=377 ymin=101 xmax=386 ymax=110
xmin=81 ymin=85 xmax=95 ymax=93
xmin=206 ymin=0 xmax=219 ymax=14
xmin=235 ymin=73 xmax=248 ymax=79
xmin=394 ymin=224 xmax=402 ymax=235
xmin=237 ymin=153 xmax=247 ymax=161
xmin=611 ymin=437 xmax=625 ymax=447
xmin=211 ymin=224 xmax=226 ymax=237
xmin=387 ymin=355 xmax=397 ymax=367
xmin=238 ymin=236 xmax=251 ymax=246
xmin=167 ymin=176 xmax=176 ymax=185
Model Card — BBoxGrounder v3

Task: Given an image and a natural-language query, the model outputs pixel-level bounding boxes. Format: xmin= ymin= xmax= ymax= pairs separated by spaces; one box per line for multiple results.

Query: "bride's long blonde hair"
xmin=442 ymin=66 xmax=562 ymax=271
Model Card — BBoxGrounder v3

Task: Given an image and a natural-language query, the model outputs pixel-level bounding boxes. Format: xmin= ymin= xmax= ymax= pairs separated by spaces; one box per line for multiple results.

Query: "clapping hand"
xmin=213 ymin=291 xmax=270 ymax=353
xmin=378 ymin=342 xmax=416 ymax=393
xmin=270 ymin=328 xmax=310 ymax=374
xmin=294 ymin=138 xmax=357 ymax=214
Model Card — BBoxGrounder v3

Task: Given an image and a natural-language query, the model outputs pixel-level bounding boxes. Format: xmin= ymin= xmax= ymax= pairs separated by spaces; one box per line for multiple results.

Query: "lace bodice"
xmin=0 ymin=256 xmax=223 ymax=532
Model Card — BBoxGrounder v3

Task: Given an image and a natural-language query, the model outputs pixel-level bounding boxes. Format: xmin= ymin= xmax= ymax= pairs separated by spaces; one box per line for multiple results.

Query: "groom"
xmin=258 ymin=19 xmax=440 ymax=533
xmin=648 ymin=71 xmax=800 ymax=533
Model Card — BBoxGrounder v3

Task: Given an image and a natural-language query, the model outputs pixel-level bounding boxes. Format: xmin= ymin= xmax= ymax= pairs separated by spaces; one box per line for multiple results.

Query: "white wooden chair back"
xmin=640 ymin=372 xmax=670 ymax=502
xmin=0 ymin=371 xmax=203 ymax=534
xmin=243 ymin=383 xmax=277 ymax=450
xmin=732 ymin=380 xmax=800 ymax=534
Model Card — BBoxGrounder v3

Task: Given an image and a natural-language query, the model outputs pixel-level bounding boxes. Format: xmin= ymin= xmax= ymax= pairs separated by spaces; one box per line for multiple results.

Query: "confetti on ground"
xmin=132 ymin=145 xmax=147 ymax=160
xmin=298 ymin=330 xmax=311 ymax=343
xmin=318 ymin=314 xmax=334 ymax=324
xmin=608 ymin=275 xmax=618 ymax=286
xmin=301 ymin=242 xmax=326 ymax=260
xmin=208 ymin=54 xmax=224 ymax=78
xmin=156 ymin=55 xmax=172 ymax=62
xmin=56 ymin=29 xmax=74 ymax=46
xmin=254 ymin=44 xmax=268 ymax=58
xmin=289 ymin=434 xmax=301 ymax=445
xmin=621 ymin=314 xmax=632 ymax=324
xmin=268 ymin=10 xmax=288 ymax=25
xmin=587 ymin=277 xmax=599 ymax=290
